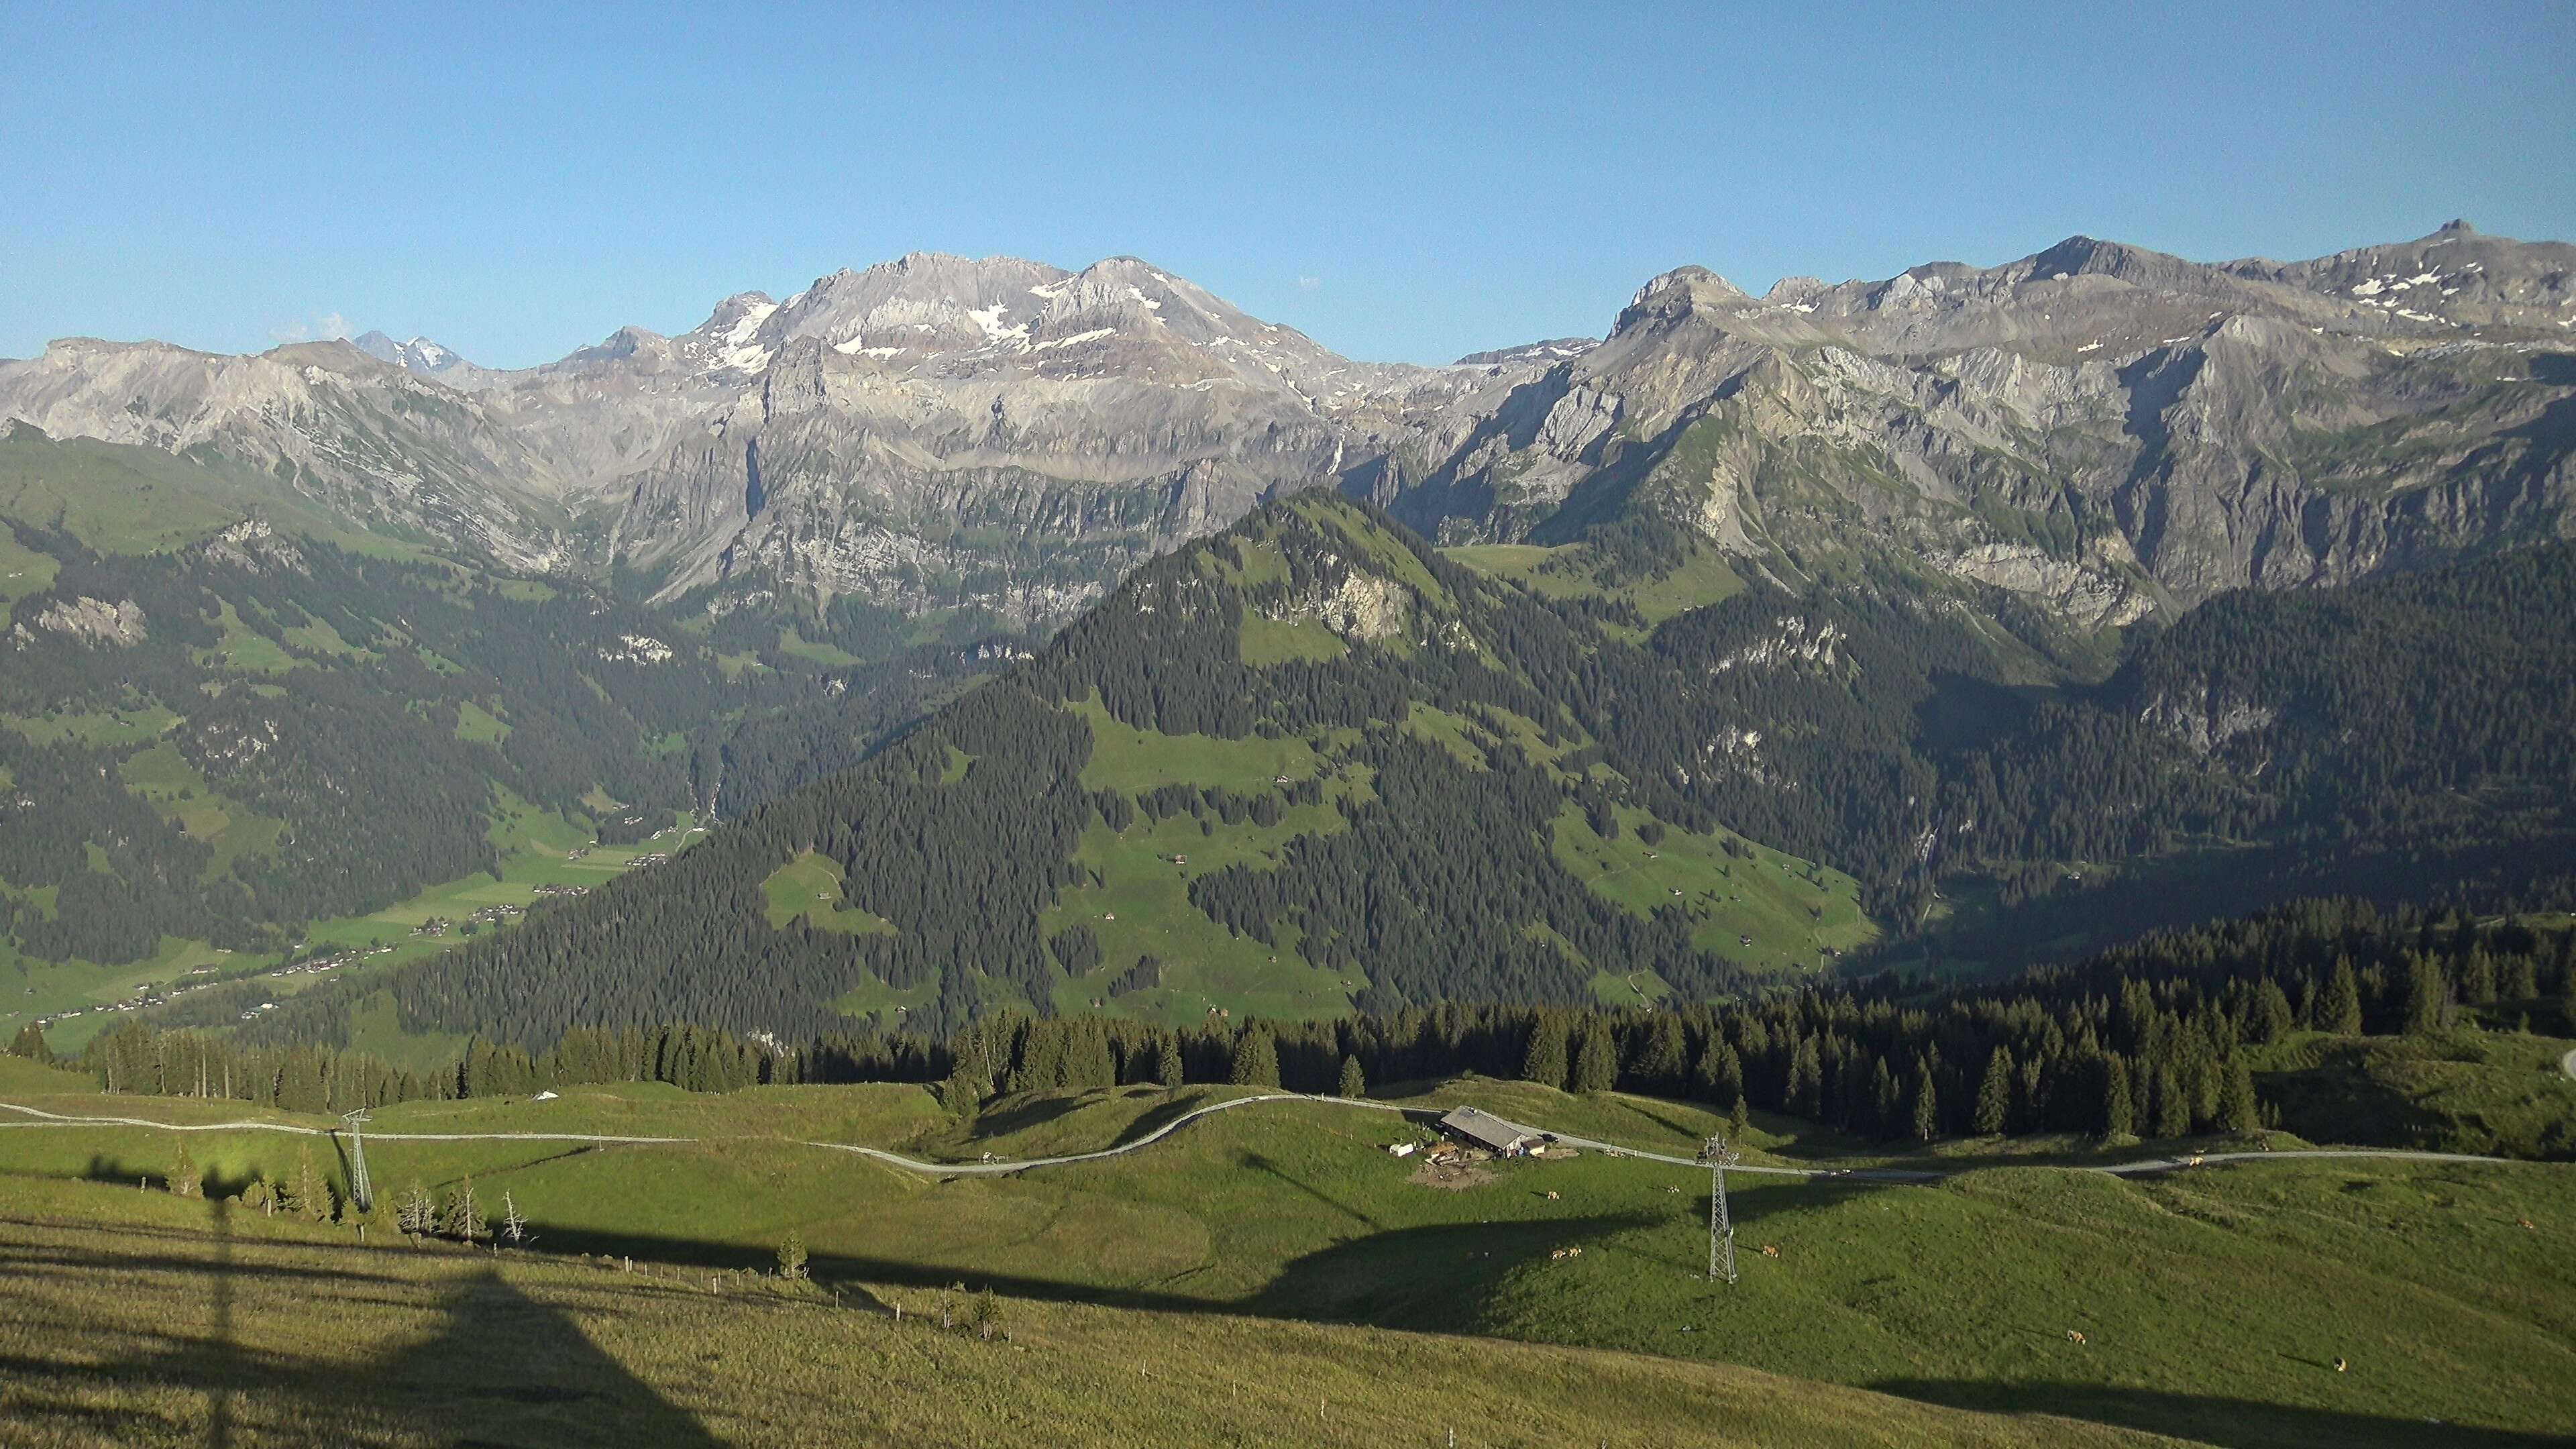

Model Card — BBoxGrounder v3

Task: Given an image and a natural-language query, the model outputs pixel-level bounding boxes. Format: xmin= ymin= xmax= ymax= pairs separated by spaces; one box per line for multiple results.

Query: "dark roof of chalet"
xmin=1438 ymin=1106 xmax=1536 ymax=1153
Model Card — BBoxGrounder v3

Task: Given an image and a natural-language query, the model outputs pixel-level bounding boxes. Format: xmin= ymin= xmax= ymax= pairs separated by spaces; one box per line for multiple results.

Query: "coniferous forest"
xmin=52 ymin=900 xmax=2576 ymax=1161
xmin=0 ymin=486 xmax=1012 ymax=967
xmin=210 ymin=493 xmax=2576 ymax=1057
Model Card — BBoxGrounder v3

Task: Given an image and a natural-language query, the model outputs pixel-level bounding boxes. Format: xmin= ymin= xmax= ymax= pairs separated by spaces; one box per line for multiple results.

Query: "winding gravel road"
xmin=0 ymin=1094 xmax=2529 ymax=1183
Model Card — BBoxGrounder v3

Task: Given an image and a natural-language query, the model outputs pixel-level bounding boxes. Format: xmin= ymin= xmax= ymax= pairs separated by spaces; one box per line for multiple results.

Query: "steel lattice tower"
xmin=341 ymin=1109 xmax=374 ymax=1214
xmin=1701 ymin=1132 xmax=1738 ymax=1285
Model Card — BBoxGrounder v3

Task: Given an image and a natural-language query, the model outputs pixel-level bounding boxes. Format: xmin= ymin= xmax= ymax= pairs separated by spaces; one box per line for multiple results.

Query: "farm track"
xmin=0 ymin=1094 xmax=2532 ymax=1183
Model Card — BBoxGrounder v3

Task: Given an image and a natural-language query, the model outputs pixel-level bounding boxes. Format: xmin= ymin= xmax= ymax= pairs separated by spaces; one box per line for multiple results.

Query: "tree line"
xmin=48 ymin=900 xmax=2574 ymax=1160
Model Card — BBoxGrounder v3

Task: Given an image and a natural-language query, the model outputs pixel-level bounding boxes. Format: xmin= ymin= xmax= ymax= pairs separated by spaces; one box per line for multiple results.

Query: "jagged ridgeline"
xmin=250 ymin=492 xmax=2576 ymax=1051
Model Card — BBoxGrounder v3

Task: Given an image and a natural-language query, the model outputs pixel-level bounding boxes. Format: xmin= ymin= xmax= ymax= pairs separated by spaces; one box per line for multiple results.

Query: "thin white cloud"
xmin=269 ymin=311 xmax=356 ymax=344
xmin=1296 ymin=276 xmax=1322 ymax=290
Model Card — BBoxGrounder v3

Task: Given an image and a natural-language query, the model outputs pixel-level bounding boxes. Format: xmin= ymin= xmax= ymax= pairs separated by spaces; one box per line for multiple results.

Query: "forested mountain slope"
xmin=0 ymin=425 xmax=1012 ymax=1037
xmin=242 ymin=492 xmax=2576 ymax=1053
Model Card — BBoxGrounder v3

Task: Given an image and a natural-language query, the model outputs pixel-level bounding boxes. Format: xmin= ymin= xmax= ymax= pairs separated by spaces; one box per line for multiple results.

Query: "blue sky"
xmin=4 ymin=1 xmax=2570 ymax=366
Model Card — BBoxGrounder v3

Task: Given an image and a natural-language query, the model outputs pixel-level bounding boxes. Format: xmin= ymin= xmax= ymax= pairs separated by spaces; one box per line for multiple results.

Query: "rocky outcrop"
xmin=203 ymin=517 xmax=305 ymax=574
xmin=1381 ymin=224 xmax=2576 ymax=623
xmin=7 ymin=227 xmax=2568 ymax=633
xmin=32 ymin=596 xmax=146 ymax=646
xmin=1265 ymin=568 xmax=1411 ymax=642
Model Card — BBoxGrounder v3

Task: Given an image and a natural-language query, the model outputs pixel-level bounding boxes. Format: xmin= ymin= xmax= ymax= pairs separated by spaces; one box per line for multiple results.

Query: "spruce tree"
xmin=1633 ymin=1014 xmax=1688 ymax=1092
xmin=1726 ymin=1093 xmax=1750 ymax=1144
xmin=1974 ymin=1047 xmax=2013 ymax=1136
xmin=1786 ymin=1036 xmax=1823 ymax=1119
xmin=1910 ymin=1069 xmax=1938 ymax=1142
xmin=1229 ymin=1028 xmax=1281 ymax=1088
xmin=170 ymin=1142 xmax=202 ymax=1199
xmin=2249 ymin=981 xmax=2296 ymax=1044
xmin=2460 ymin=949 xmax=2498 ymax=1006
xmin=2151 ymin=1066 xmax=2192 ymax=1139
xmin=2400 ymin=953 xmax=2451 ymax=1035
xmin=2101 ymin=1055 xmax=2134 ymax=1138
xmin=1153 ymin=1035 xmax=1185 ymax=1089
xmin=7 ymin=1022 xmax=50 ymax=1063
xmin=2220 ymin=1055 xmax=2261 ymax=1134
xmin=1570 ymin=1026 xmax=1618 ymax=1095
xmin=1336 ymin=1055 xmax=1366 ymax=1099
xmin=2320 ymin=957 xmax=2364 ymax=1035
xmin=1519 ymin=1016 xmax=1569 ymax=1090
xmin=441 ymin=1177 xmax=486 ymax=1242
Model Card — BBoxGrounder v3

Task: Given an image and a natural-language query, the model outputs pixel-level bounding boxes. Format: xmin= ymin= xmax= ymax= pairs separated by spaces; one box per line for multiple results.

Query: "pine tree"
xmin=2249 ymin=981 xmax=2296 ymax=1044
xmin=2320 ymin=957 xmax=2364 ymax=1035
xmin=396 ymin=1181 xmax=435 ymax=1235
xmin=1570 ymin=1026 xmax=1618 ymax=1095
xmin=1229 ymin=1028 xmax=1281 ymax=1088
xmin=1870 ymin=1057 xmax=1902 ymax=1136
xmin=500 ymin=1191 xmax=531 ymax=1248
xmin=1632 ymin=1014 xmax=1688 ymax=1092
xmin=938 ymin=1067 xmax=983 ymax=1122
xmin=170 ymin=1142 xmax=202 ymax=1199
xmin=2400 ymin=953 xmax=2451 ymax=1035
xmin=1785 ymin=1036 xmax=1822 ymax=1118
xmin=1974 ymin=1047 xmax=2013 ymax=1136
xmin=7 ymin=1022 xmax=50 ymax=1063
xmin=441 ymin=1177 xmax=486 ymax=1242
xmin=1336 ymin=1055 xmax=1366 ymax=1099
xmin=1519 ymin=1016 xmax=1570 ymax=1090
xmin=2459 ymin=949 xmax=2498 ymax=1006
xmin=2101 ymin=1055 xmax=2134 ymax=1138
xmin=1154 ymin=1036 xmax=1185 ymax=1088
xmin=2220 ymin=1055 xmax=2260 ymax=1134
xmin=2151 ymin=1066 xmax=2192 ymax=1139
xmin=972 ymin=1285 xmax=1000 ymax=1340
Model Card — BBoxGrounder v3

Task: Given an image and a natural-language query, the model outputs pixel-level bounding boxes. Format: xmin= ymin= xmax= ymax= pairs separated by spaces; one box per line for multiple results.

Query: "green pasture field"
xmin=1552 ymin=803 xmax=1877 ymax=975
xmin=0 ymin=1070 xmax=2568 ymax=1447
xmin=0 ymin=1184 xmax=2162 ymax=1449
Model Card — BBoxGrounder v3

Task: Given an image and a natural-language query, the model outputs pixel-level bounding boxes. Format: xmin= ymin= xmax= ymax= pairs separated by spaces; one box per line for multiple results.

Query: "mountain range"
xmin=7 ymin=221 xmax=2576 ymax=1054
xmin=8 ymin=221 xmax=2569 ymax=632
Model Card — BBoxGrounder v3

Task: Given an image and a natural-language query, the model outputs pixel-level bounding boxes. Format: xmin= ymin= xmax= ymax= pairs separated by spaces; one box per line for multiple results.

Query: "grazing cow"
xmin=1544 ymin=1190 xmax=1560 ymax=1201
xmin=2333 ymin=1358 xmax=2348 ymax=1373
xmin=2066 ymin=1331 xmax=2087 ymax=1345
xmin=2516 ymin=1218 xmax=2536 ymax=1230
xmin=1760 ymin=1244 xmax=1782 ymax=1258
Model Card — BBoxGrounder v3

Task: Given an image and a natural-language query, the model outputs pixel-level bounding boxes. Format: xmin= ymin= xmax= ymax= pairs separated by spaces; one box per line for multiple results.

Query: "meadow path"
xmin=0 ymin=1094 xmax=2529 ymax=1183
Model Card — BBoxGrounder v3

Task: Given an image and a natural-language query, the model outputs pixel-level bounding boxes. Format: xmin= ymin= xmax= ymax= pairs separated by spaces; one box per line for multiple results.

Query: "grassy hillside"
xmin=4 ymin=1071 xmax=2570 ymax=1447
xmin=0 ymin=1187 xmax=2180 ymax=1449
